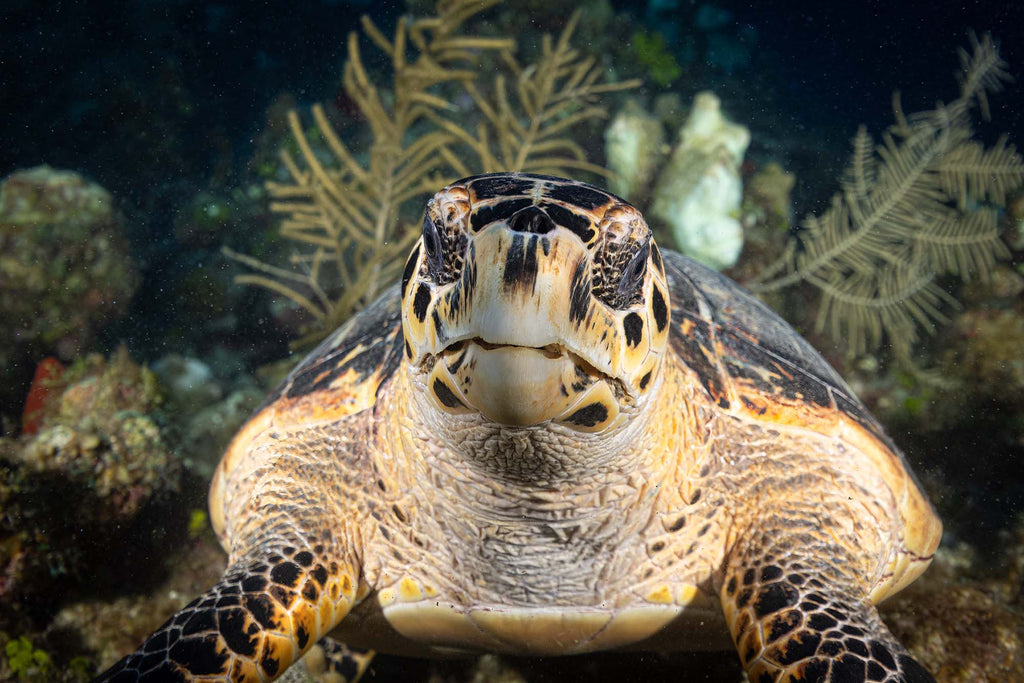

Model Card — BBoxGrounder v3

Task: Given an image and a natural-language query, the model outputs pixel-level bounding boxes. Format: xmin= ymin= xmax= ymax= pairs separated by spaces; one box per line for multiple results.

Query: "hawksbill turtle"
xmin=99 ymin=173 xmax=941 ymax=682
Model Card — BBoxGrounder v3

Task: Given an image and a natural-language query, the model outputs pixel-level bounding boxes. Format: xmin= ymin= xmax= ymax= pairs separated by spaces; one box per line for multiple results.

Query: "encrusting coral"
xmin=0 ymin=166 xmax=139 ymax=426
xmin=750 ymin=33 xmax=1024 ymax=361
xmin=648 ymin=91 xmax=750 ymax=270
xmin=0 ymin=349 xmax=179 ymax=634
xmin=229 ymin=0 xmax=637 ymax=347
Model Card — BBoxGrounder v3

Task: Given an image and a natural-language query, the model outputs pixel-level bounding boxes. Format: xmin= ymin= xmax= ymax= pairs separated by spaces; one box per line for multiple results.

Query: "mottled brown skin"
xmin=99 ymin=173 xmax=940 ymax=682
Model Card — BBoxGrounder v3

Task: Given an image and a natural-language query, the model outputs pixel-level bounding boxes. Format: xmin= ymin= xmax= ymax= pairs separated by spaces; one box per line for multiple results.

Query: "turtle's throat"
xmin=425 ymin=341 xmax=623 ymax=432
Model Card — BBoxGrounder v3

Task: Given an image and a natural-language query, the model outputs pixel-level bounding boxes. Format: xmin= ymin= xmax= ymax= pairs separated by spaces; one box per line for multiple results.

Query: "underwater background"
xmin=1 ymin=0 xmax=1023 ymax=680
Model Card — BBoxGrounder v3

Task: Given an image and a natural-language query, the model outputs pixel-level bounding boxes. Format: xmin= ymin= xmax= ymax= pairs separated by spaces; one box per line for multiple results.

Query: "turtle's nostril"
xmin=508 ymin=206 xmax=556 ymax=234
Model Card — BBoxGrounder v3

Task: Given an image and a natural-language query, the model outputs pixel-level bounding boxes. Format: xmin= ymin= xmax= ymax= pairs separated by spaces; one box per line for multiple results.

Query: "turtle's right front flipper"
xmin=720 ymin=514 xmax=934 ymax=683
xmin=97 ymin=543 xmax=357 ymax=682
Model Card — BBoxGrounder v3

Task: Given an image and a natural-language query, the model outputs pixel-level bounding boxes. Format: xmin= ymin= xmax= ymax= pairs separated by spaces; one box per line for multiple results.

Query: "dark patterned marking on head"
xmin=432 ymin=310 xmax=445 ymax=342
xmin=296 ymin=624 xmax=310 ymax=650
xmin=544 ymin=182 xmax=610 ymax=210
xmin=565 ymin=402 xmax=608 ymax=427
xmin=433 ymin=378 xmax=465 ymax=409
xmin=639 ymin=371 xmax=652 ymax=390
xmin=508 ymin=205 xmax=556 ymax=234
xmin=541 ymin=236 xmax=551 ymax=256
xmin=623 ymin=312 xmax=643 ymax=347
xmin=668 ymin=515 xmax=686 ymax=532
xmin=743 ymin=569 xmax=756 ymax=586
xmin=447 ymin=344 xmax=468 ymax=373
xmin=502 ymin=233 xmax=540 ymax=293
xmin=761 ymin=565 xmax=784 ymax=582
xmin=445 ymin=277 xmax=462 ymax=316
xmin=302 ymin=582 xmax=318 ymax=602
xmin=541 ymin=202 xmax=595 ymax=242
xmin=219 ymin=608 xmax=258 ymax=656
xmin=401 ymin=243 xmax=420 ymax=300
xmin=690 ymin=489 xmax=701 ymax=504
xmin=467 ymin=175 xmax=536 ymax=199
xmin=651 ymin=242 xmax=663 ymax=274
xmin=470 ymin=198 xmax=533 ymax=232
xmin=413 ymin=284 xmax=431 ymax=323
xmin=652 ymin=286 xmax=668 ymax=332
xmin=270 ymin=562 xmax=301 ymax=588
xmin=650 ymin=540 xmax=665 ymax=552
xmin=568 ymin=257 xmax=591 ymax=324
xmin=726 ymin=576 xmax=737 ymax=595
xmin=295 ymin=551 xmax=313 ymax=567
xmin=697 ymin=523 xmax=711 ymax=537
xmin=168 ymin=636 xmax=230 ymax=675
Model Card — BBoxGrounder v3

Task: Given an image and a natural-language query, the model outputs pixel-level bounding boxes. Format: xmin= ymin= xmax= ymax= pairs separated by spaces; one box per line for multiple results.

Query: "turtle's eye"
xmin=616 ymin=240 xmax=649 ymax=303
xmin=422 ymin=215 xmax=444 ymax=277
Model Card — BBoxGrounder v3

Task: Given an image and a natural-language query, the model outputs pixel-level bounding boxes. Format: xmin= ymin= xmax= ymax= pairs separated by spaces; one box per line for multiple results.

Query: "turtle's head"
xmin=401 ymin=173 xmax=670 ymax=433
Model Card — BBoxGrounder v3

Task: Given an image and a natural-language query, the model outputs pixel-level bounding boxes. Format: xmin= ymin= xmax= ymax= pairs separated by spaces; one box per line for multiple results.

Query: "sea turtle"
xmin=99 ymin=172 xmax=941 ymax=682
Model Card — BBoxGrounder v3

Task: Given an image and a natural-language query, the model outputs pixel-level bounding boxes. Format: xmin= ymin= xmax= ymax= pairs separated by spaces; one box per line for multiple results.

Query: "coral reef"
xmin=52 ymin=537 xmax=225 ymax=674
xmin=0 ymin=166 xmax=139 ymax=426
xmin=0 ymin=350 xmax=180 ymax=634
xmin=604 ymin=98 xmax=666 ymax=204
xmin=726 ymin=162 xmax=796 ymax=283
xmin=750 ymin=34 xmax=1024 ymax=361
xmin=882 ymin=529 xmax=1024 ymax=682
xmin=887 ymin=584 xmax=1024 ymax=681
xmin=648 ymin=91 xmax=751 ymax=270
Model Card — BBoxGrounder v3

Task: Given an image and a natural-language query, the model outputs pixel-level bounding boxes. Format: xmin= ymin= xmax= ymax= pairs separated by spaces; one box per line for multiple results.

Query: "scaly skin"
xmin=721 ymin=514 xmax=934 ymax=682
xmin=96 ymin=545 xmax=356 ymax=681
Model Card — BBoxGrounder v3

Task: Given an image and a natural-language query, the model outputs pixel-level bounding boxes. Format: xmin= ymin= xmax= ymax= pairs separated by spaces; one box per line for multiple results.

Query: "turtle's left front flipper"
xmin=97 ymin=544 xmax=357 ymax=682
xmin=719 ymin=517 xmax=935 ymax=683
